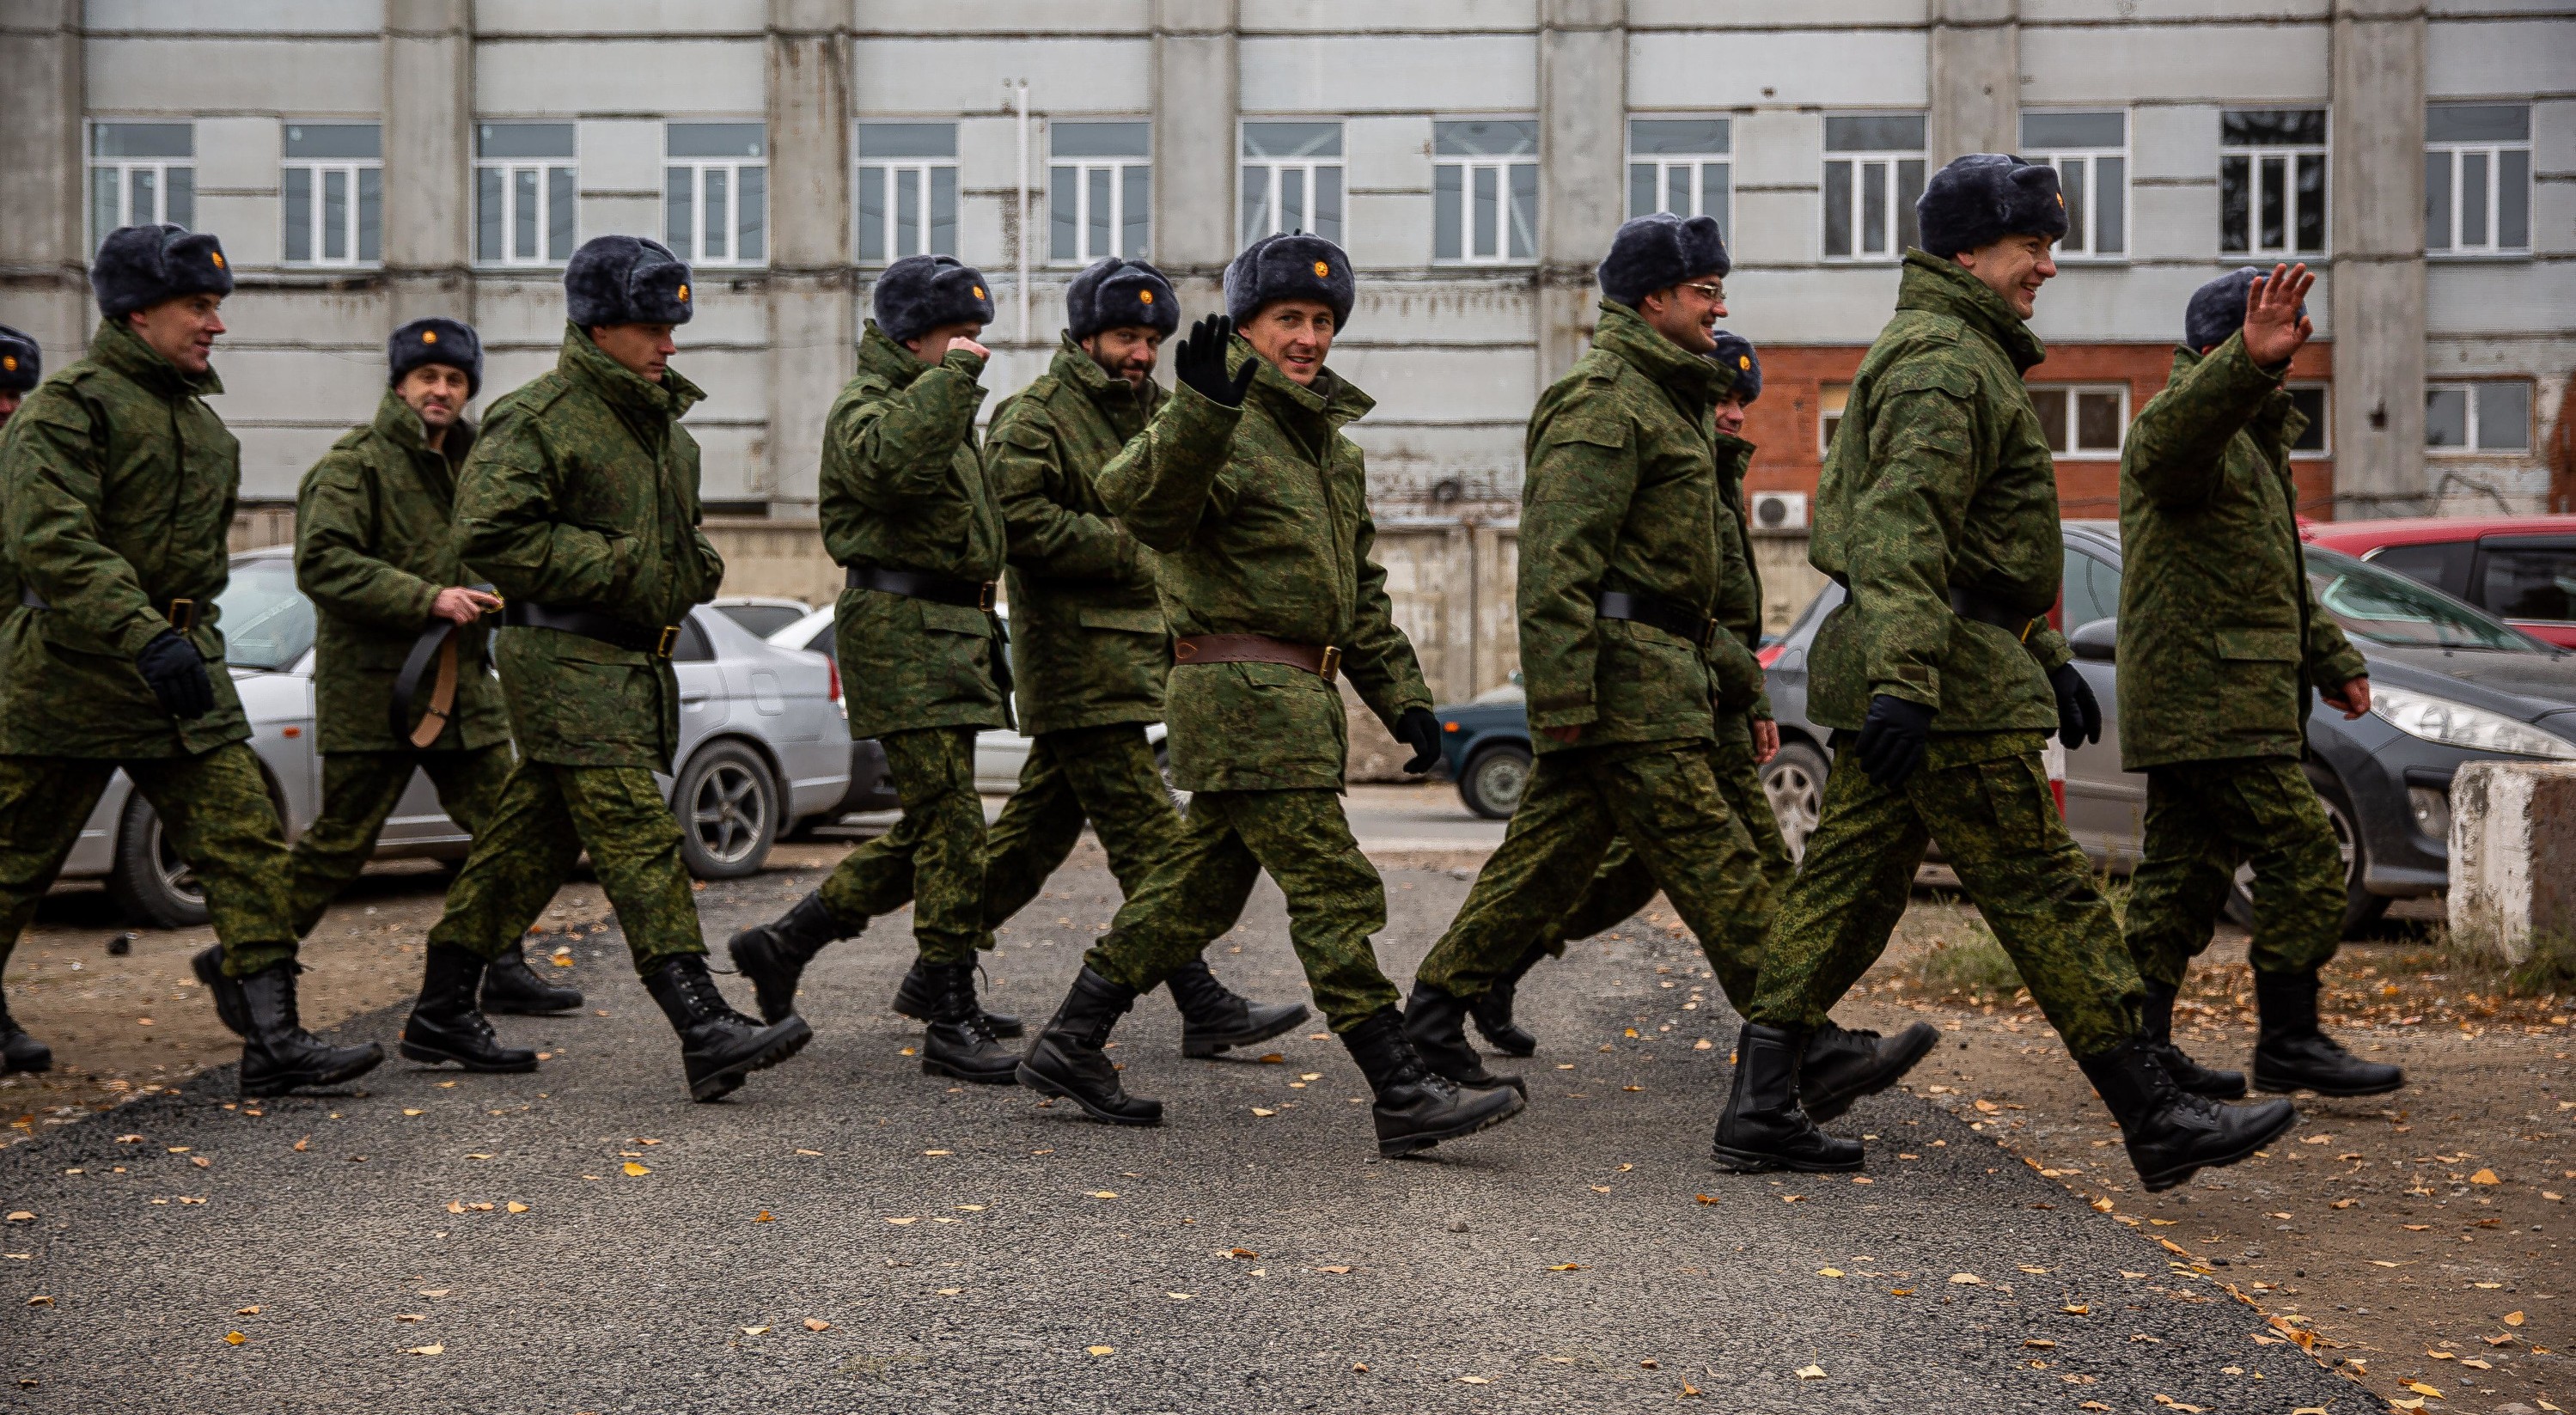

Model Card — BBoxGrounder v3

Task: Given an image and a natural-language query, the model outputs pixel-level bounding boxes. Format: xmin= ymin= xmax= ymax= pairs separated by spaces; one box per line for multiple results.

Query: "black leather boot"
xmin=1346 ymin=1007 xmax=1525 ymax=1158
xmin=641 ymin=955 xmax=812 ymax=1102
xmin=1710 ymin=1022 xmax=1864 ymax=1173
xmin=190 ymin=944 xmax=248 ymax=1038
xmin=400 ymin=945 xmax=538 ymax=1073
xmin=1467 ymin=943 xmax=1545 ymax=1058
xmin=892 ymin=955 xmax=1022 ymax=1039
xmin=2082 ymin=1034 xmax=2298 ymax=1192
xmin=2252 ymin=969 xmax=2403 ymax=1097
xmin=1400 ymin=981 xmax=1525 ymax=1095
xmin=480 ymin=942 xmax=584 ymax=1016
xmin=1169 ymin=957 xmax=1309 ymax=1058
xmin=727 ymin=892 xmax=853 ymax=1025
xmin=0 ymin=997 xmax=51 ymax=1075
xmin=237 ymin=963 xmax=384 ymax=1098
xmin=2141 ymin=979 xmax=2246 ymax=1099
xmin=915 ymin=961 xmax=1021 ymax=1085
xmin=1800 ymin=1019 xmax=1941 ymax=1123
xmin=1016 ymin=966 xmax=1163 ymax=1125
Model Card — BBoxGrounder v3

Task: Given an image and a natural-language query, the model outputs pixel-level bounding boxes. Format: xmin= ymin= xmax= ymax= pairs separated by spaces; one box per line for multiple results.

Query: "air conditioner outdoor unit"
xmin=1749 ymin=491 xmax=1810 ymax=533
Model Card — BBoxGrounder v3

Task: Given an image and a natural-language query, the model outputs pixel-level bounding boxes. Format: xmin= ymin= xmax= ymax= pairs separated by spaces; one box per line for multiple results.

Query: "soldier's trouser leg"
xmin=116 ymin=745 xmax=302 ymax=979
xmin=1084 ymin=788 xmax=1401 ymax=1031
xmin=287 ymin=753 xmax=418 ymax=938
xmin=1543 ymin=839 xmax=1657 ymax=958
xmin=2123 ymin=758 xmax=2345 ymax=990
xmin=1750 ymin=735 xmax=2142 ymax=1058
xmin=816 ymin=727 xmax=985 ymax=965
xmin=427 ymin=759 xmax=706 ymax=975
xmin=0 ymin=758 xmax=117 ymax=975
xmin=979 ymin=723 xmax=1183 ymax=932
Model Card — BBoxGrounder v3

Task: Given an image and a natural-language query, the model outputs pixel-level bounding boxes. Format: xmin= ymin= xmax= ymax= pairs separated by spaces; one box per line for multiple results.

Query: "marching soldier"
xmin=2116 ymin=264 xmax=2400 ymax=1099
xmin=1014 ymin=234 xmax=1525 ymax=1158
xmin=0 ymin=325 xmax=44 ymax=1070
xmin=414 ymin=235 xmax=809 ymax=1101
xmin=726 ymin=254 xmax=1022 ymax=1084
xmin=1712 ymin=158 xmax=2297 ymax=1192
xmin=0 ymin=226 xmax=381 ymax=1094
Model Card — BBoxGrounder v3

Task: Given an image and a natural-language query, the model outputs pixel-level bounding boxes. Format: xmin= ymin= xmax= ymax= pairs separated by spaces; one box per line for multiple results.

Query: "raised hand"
xmin=2241 ymin=262 xmax=2315 ymax=369
xmin=1173 ymin=314 xmax=1257 ymax=408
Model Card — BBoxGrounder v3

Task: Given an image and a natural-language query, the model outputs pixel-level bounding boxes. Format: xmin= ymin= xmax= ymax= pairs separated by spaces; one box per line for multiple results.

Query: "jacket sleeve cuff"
xmin=2025 ymin=626 xmax=2072 ymax=674
xmin=2312 ymin=648 xmax=2368 ymax=691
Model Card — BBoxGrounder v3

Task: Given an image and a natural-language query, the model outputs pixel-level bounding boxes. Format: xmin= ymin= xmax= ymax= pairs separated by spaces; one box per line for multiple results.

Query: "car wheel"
xmin=1153 ymin=741 xmax=1190 ymax=814
xmin=2223 ymin=761 xmax=2389 ymax=935
xmin=1760 ymin=740 xmax=1831 ymax=865
xmin=1457 ymin=743 xmax=1532 ymax=820
xmin=675 ymin=741 xmax=778 ymax=880
xmin=107 ymin=794 xmax=212 ymax=929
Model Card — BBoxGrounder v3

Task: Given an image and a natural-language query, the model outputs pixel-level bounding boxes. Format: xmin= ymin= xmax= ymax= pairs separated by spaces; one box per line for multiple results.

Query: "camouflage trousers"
xmin=1084 ymin=787 xmax=1402 ymax=1030
xmin=2122 ymin=756 xmax=2344 ymax=988
xmin=981 ymin=723 xmax=1187 ymax=931
xmin=424 ymin=759 xmax=705 ymax=974
xmin=1747 ymin=732 xmax=2143 ymax=1058
xmin=0 ymin=746 xmax=296 ymax=979
xmin=1415 ymin=734 xmax=1781 ymax=1009
xmin=288 ymin=745 xmax=515 ymax=939
xmin=817 ymin=727 xmax=986 ymax=966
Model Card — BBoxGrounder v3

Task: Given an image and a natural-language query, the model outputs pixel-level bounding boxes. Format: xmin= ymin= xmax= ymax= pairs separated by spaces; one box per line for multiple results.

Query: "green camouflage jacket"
xmin=1519 ymin=302 xmax=1758 ymax=754
xmin=987 ymin=335 xmax=1167 ymax=737
xmin=1808 ymin=253 xmax=2072 ymax=739
xmin=0 ymin=318 xmax=252 ymax=759
xmin=455 ymin=324 xmax=724 ymax=770
xmin=1711 ymin=431 xmax=1773 ymax=723
xmin=821 ymin=321 xmax=1009 ymax=742
xmin=2115 ymin=335 xmax=2366 ymax=770
xmin=296 ymin=389 xmax=510 ymax=756
xmin=1098 ymin=339 xmax=1431 ymax=792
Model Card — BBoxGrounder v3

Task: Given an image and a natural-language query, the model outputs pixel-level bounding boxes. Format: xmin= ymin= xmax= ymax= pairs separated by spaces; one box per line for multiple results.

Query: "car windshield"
xmin=2306 ymin=546 xmax=2545 ymax=652
xmin=716 ymin=602 xmax=809 ymax=639
xmin=215 ymin=557 xmax=317 ymax=671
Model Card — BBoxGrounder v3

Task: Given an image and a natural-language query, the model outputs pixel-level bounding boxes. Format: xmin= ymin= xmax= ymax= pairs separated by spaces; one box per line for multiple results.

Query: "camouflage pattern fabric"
xmin=455 ymin=325 xmax=724 ymax=770
xmin=1710 ymin=433 xmax=1773 ymax=722
xmin=296 ymin=389 xmax=510 ymax=755
xmin=980 ymin=723 xmax=1186 ymax=931
xmin=1097 ymin=339 xmax=1431 ymax=792
xmin=815 ymin=726 xmax=986 ymax=966
xmin=286 ymin=743 xmax=515 ymax=937
xmin=988 ymin=336 xmax=1169 ymax=737
xmin=1518 ymin=301 xmax=1757 ymax=748
xmin=1082 ymin=787 xmax=1402 ymax=1030
xmin=2122 ymin=756 xmax=2345 ymax=988
xmin=826 ymin=323 xmax=1009 ymax=743
xmin=1747 ymin=730 xmax=2143 ymax=1058
xmin=0 ymin=318 xmax=253 ymax=759
xmin=2116 ymin=335 xmax=2366 ymax=771
xmin=1804 ymin=253 xmax=2073 ymax=735
xmin=0 ymin=746 xmax=296 ymax=979
xmin=424 ymin=758 xmax=705 ymax=974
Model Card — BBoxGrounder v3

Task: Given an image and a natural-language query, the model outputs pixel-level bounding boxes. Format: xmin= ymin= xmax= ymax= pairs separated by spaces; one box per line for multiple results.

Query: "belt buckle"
xmin=978 ymin=582 xmax=998 ymax=612
xmin=166 ymin=597 xmax=197 ymax=633
xmin=1173 ymin=638 xmax=1199 ymax=663
xmin=655 ymin=625 xmax=680 ymax=659
xmin=2018 ymin=618 xmax=2036 ymax=643
xmin=1317 ymin=645 xmax=1341 ymax=684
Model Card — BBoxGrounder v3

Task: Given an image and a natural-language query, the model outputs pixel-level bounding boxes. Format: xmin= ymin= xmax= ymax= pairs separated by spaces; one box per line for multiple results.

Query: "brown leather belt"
xmin=1172 ymin=633 xmax=1341 ymax=684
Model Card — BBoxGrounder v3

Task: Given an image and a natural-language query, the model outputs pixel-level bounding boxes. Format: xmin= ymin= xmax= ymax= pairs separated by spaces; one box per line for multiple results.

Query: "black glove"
xmin=1854 ymin=693 xmax=1934 ymax=793
xmin=1172 ymin=314 xmax=1257 ymax=408
xmin=2048 ymin=662 xmax=2102 ymax=750
xmin=1395 ymin=706 xmax=1444 ymax=776
xmin=136 ymin=629 xmax=215 ymax=721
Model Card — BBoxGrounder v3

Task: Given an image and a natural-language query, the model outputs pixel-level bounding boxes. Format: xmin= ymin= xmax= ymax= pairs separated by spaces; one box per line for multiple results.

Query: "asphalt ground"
xmin=1 ymin=857 xmax=2360 ymax=1413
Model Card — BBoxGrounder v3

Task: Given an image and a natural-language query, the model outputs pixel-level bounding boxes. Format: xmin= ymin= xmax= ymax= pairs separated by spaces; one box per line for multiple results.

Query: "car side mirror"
xmin=2068 ymin=617 xmax=2117 ymax=663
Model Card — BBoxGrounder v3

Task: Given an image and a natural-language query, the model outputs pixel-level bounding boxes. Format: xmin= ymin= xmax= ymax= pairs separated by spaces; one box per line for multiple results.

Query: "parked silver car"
xmin=57 ymin=548 xmax=853 ymax=927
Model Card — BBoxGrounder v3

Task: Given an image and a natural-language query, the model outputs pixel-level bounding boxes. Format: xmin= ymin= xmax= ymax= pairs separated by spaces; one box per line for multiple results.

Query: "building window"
xmin=2426 ymin=103 xmax=2530 ymax=257
xmin=1240 ymin=120 xmax=1344 ymax=246
xmin=1819 ymin=384 xmax=1851 ymax=456
xmin=281 ymin=124 xmax=381 ymax=268
xmin=2286 ymin=383 xmax=2330 ymax=456
xmin=858 ymin=121 xmax=957 ymax=265
xmin=1434 ymin=119 xmax=1539 ymax=265
xmin=2020 ymin=111 xmax=2126 ymax=259
xmin=89 ymin=122 xmax=194 ymax=251
xmin=2030 ymin=386 xmax=2127 ymax=458
xmin=1627 ymin=118 xmax=1731 ymax=234
xmin=1050 ymin=121 xmax=1151 ymax=265
xmin=2220 ymin=109 xmax=2327 ymax=257
xmin=1822 ymin=113 xmax=1926 ymax=261
xmin=474 ymin=123 xmax=576 ymax=267
xmin=2426 ymin=381 xmax=2533 ymax=453
xmin=664 ymin=123 xmax=765 ymax=268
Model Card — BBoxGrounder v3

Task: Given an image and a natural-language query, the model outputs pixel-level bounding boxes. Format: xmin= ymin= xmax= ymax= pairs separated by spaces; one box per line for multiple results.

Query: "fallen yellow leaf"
xmin=884 ymin=1217 xmax=917 ymax=1225
xmin=504 ymin=1202 xmax=528 ymax=1215
xmin=621 ymin=1162 xmax=649 ymax=1177
xmin=1818 ymin=1268 xmax=1845 ymax=1278
xmin=1694 ymin=1194 xmax=1719 ymax=1205
xmin=224 ymin=1332 xmax=246 ymax=1345
xmin=406 ymin=1344 xmax=443 ymax=1356
xmin=2091 ymin=1198 xmax=2115 ymax=1212
xmin=1316 ymin=1266 xmax=1353 ymax=1274
xmin=1950 ymin=1273 xmax=1984 ymax=1285
xmin=235 ymin=1306 xmax=259 ymax=1315
xmin=754 ymin=1211 xmax=773 ymax=1223
xmin=2471 ymin=1168 xmax=2501 ymax=1186
xmin=1458 ymin=1375 xmax=1490 ymax=1384
xmin=742 ymin=1326 xmax=769 ymax=1336
xmin=2506 ymin=1311 xmax=2527 ymax=1327
xmin=1547 ymin=1264 xmax=1584 ymax=1272
xmin=2408 ymin=1382 xmax=2443 ymax=1398
xmin=1087 ymin=1345 xmax=1115 ymax=1357
xmin=2062 ymin=1304 xmax=2089 ymax=1314
xmin=804 ymin=1318 xmax=830 ymax=1332
xmin=1796 ymin=1364 xmax=1827 ymax=1380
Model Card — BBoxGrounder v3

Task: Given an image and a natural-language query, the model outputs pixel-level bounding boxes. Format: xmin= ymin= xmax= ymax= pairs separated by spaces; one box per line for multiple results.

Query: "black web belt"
xmin=846 ymin=564 xmax=998 ymax=610
xmin=1947 ymin=586 xmax=2041 ymax=641
xmin=1595 ymin=589 xmax=1719 ymax=651
xmin=20 ymin=586 xmax=201 ymax=631
xmin=501 ymin=601 xmax=681 ymax=658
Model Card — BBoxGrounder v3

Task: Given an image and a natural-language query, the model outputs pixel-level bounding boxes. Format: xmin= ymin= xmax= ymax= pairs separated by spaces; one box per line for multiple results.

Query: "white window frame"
xmin=664 ymin=123 xmax=766 ymax=269
xmin=281 ymin=124 xmax=382 ymax=269
xmin=473 ymin=123 xmax=577 ymax=269
xmin=2425 ymin=104 xmax=2532 ymax=259
xmin=1820 ymin=384 xmax=1852 ymax=458
xmin=1240 ymin=120 xmax=1346 ymax=246
xmin=1627 ymin=118 xmax=1731 ymax=233
xmin=1433 ymin=119 xmax=1540 ymax=266
xmin=2426 ymin=381 xmax=2534 ymax=454
xmin=2020 ymin=111 xmax=2127 ymax=261
xmin=2220 ymin=109 xmax=2329 ymax=259
xmin=856 ymin=121 xmax=961 ymax=267
xmin=1049 ymin=121 xmax=1152 ymax=267
xmin=1821 ymin=114 xmax=1926 ymax=264
xmin=88 ymin=121 xmax=195 ymax=253
xmin=2028 ymin=384 xmax=2130 ymax=460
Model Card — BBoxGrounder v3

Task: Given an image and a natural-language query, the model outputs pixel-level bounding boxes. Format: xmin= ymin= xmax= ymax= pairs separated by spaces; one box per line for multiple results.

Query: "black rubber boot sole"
xmin=1016 ymin=1051 xmax=1163 ymax=1125
xmin=1709 ymin=1139 xmax=1866 ymax=1174
xmin=2133 ymin=1099 xmax=2298 ymax=1192
xmin=1378 ymin=1088 xmax=1528 ymax=1159
xmin=685 ymin=1016 xmax=812 ymax=1103
xmin=191 ymin=946 xmax=249 ymax=1038
xmin=1181 ymin=1000 xmax=1311 ymax=1058
xmin=239 ymin=1043 xmax=384 ymax=1099
xmin=1804 ymin=1022 xmax=1940 ymax=1124
xmin=1 ymin=1040 xmax=53 ymax=1075
xmin=398 ymin=1030 xmax=540 ymax=1073
xmin=2250 ymin=1063 xmax=2403 ymax=1099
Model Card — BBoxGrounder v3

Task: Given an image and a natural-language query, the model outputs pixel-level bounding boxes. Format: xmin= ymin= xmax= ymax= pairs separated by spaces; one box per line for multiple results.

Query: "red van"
xmin=2302 ymin=515 xmax=2576 ymax=648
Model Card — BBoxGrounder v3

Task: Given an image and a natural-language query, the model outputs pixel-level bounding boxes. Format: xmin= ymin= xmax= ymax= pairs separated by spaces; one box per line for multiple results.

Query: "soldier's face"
xmin=0 ymin=392 xmax=19 ymax=426
xmin=1955 ymin=235 xmax=2058 ymax=320
xmin=1639 ymin=277 xmax=1725 ymax=355
xmin=1243 ymin=301 xmax=1335 ymax=386
xmin=397 ymin=363 xmax=472 ymax=429
xmin=1712 ymin=395 xmax=1749 ymax=436
xmin=589 ymin=322 xmax=676 ymax=381
xmin=127 ymin=293 xmax=225 ymax=375
xmin=906 ymin=322 xmax=986 ymax=365
xmin=1082 ymin=326 xmax=1164 ymax=389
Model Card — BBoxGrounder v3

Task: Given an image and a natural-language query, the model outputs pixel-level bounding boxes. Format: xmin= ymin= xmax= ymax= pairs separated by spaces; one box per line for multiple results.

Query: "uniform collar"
xmin=1052 ymin=332 xmax=1157 ymax=418
xmin=857 ymin=320 xmax=932 ymax=389
xmin=91 ymin=316 xmax=223 ymax=399
xmin=1590 ymin=301 xmax=1729 ymax=408
xmin=558 ymin=321 xmax=703 ymax=418
xmin=1895 ymin=252 xmax=2048 ymax=373
xmin=1228 ymin=335 xmax=1374 ymax=430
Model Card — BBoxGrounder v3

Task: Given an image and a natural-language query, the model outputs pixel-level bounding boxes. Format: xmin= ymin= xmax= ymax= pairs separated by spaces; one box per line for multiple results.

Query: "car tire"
xmin=107 ymin=793 xmax=212 ymax=930
xmin=675 ymin=741 xmax=778 ymax=881
xmin=1760 ymin=740 xmax=1832 ymax=865
xmin=2222 ymin=761 xmax=2388 ymax=936
xmin=1457 ymin=743 xmax=1533 ymax=820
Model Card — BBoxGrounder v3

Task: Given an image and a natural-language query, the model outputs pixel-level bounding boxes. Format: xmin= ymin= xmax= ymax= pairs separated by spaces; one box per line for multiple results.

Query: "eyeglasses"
xmin=1680 ymin=281 xmax=1727 ymax=303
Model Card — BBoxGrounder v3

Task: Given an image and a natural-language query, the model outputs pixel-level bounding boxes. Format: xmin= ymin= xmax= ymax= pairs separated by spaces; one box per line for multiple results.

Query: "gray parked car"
xmin=55 ymin=548 xmax=853 ymax=927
